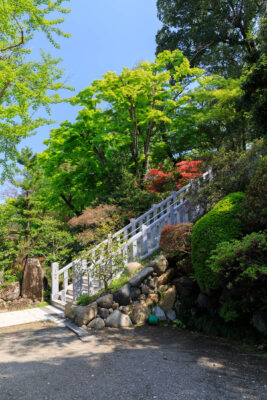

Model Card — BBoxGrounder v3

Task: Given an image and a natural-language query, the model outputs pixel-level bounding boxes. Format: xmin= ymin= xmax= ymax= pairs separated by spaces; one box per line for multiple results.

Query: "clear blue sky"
xmin=21 ymin=0 xmax=162 ymax=153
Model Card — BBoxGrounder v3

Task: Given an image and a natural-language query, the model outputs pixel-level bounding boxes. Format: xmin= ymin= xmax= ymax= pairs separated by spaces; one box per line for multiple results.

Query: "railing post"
xmin=130 ymin=218 xmax=136 ymax=237
xmin=73 ymin=260 xmax=84 ymax=301
xmin=51 ymin=262 xmax=59 ymax=301
xmin=141 ymin=224 xmax=148 ymax=256
xmin=152 ymin=204 xmax=157 ymax=222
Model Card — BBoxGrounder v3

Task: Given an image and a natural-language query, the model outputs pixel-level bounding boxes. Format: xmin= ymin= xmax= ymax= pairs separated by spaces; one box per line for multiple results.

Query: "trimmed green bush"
xmin=191 ymin=192 xmax=245 ymax=290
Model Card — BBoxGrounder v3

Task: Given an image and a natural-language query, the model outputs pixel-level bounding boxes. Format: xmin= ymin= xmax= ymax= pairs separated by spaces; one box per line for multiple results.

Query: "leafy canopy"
xmin=156 ymin=0 xmax=265 ymax=77
xmin=0 ymin=0 xmax=71 ymax=181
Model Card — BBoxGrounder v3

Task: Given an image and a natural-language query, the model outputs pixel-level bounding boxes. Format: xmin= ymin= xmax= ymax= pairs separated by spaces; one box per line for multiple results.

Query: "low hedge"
xmin=191 ymin=192 xmax=245 ymax=290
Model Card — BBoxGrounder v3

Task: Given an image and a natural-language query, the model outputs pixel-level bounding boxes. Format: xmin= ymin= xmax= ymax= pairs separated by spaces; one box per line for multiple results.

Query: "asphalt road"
xmin=0 ymin=322 xmax=266 ymax=400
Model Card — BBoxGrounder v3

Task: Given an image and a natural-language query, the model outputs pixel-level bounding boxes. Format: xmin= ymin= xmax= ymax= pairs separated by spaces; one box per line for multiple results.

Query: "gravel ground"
xmin=0 ymin=321 xmax=266 ymax=400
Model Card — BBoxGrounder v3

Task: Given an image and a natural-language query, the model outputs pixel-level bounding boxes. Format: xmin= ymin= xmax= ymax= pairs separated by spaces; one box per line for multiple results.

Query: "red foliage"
xmin=159 ymin=223 xmax=193 ymax=257
xmin=145 ymin=160 xmax=203 ymax=193
xmin=176 ymin=160 xmax=203 ymax=189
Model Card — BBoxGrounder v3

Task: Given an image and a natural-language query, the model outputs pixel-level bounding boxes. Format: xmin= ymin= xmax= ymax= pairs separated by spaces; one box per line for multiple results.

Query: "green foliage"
xmin=76 ymin=294 xmax=97 ymax=306
xmin=0 ymin=0 xmax=71 ymax=180
xmin=156 ymin=0 xmax=265 ymax=78
xmin=108 ymin=273 xmax=131 ymax=293
xmin=241 ymin=157 xmax=267 ymax=232
xmin=187 ymin=140 xmax=265 ymax=215
xmin=191 ymin=192 xmax=245 ymax=290
xmin=207 ymin=232 xmax=267 ymax=322
xmin=82 ymin=225 xmax=128 ymax=291
xmin=39 ymin=50 xmax=204 ymax=214
xmin=219 ymin=300 xmax=240 ymax=323
xmin=208 ymin=232 xmax=267 ymax=279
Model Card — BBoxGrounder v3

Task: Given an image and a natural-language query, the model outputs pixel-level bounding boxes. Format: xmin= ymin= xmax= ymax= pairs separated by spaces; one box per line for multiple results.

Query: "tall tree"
xmin=39 ymin=50 xmax=204 ymax=214
xmin=0 ymin=0 xmax=71 ymax=181
xmin=156 ymin=0 xmax=265 ymax=78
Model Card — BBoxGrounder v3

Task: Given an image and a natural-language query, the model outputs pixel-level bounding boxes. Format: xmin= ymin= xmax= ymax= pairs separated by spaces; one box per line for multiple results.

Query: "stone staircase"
xmin=51 ymin=170 xmax=211 ymax=309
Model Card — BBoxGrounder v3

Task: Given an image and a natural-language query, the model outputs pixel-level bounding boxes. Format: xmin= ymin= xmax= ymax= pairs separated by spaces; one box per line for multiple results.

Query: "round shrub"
xmin=159 ymin=223 xmax=193 ymax=258
xmin=191 ymin=192 xmax=245 ymax=290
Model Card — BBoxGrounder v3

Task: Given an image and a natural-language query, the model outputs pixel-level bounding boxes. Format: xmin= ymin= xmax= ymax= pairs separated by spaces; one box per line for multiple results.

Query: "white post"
xmin=141 ymin=224 xmax=148 ymax=256
xmin=152 ymin=204 xmax=157 ymax=222
xmin=130 ymin=218 xmax=136 ymax=237
xmin=51 ymin=262 xmax=59 ymax=301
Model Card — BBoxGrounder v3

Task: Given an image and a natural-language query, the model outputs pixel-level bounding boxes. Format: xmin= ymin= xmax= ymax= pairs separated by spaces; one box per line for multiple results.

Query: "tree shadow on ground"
xmin=0 ymin=322 xmax=266 ymax=400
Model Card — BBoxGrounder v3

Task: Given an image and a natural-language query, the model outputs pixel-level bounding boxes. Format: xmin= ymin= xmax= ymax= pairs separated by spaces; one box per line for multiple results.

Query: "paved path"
xmin=0 ymin=322 xmax=266 ymax=400
xmin=0 ymin=305 xmax=64 ymax=328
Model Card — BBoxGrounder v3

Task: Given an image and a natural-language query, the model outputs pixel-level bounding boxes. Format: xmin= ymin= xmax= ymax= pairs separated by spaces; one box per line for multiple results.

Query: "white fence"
xmin=51 ymin=170 xmax=211 ymax=305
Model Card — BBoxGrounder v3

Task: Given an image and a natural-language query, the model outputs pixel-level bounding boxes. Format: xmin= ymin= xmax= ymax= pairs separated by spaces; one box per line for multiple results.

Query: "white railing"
xmin=51 ymin=170 xmax=211 ymax=304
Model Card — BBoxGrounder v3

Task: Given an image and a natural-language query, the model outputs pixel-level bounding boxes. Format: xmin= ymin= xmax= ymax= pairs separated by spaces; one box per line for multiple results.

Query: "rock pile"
xmin=65 ymin=255 xmax=189 ymax=329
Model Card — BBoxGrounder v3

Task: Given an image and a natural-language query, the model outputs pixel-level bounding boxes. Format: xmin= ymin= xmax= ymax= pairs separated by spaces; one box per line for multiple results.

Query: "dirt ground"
xmin=0 ymin=322 xmax=266 ymax=400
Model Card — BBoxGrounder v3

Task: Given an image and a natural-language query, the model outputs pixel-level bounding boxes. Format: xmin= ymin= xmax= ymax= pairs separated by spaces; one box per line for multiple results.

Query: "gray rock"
xmin=108 ymin=308 xmax=113 ymax=314
xmin=148 ymin=277 xmax=158 ymax=290
xmin=251 ymin=311 xmax=267 ymax=335
xmin=0 ymin=282 xmax=20 ymax=301
xmin=141 ymin=284 xmax=150 ymax=295
xmin=196 ymin=293 xmax=213 ymax=311
xmin=65 ymin=302 xmax=78 ymax=320
xmin=149 ymin=255 xmax=168 ymax=275
xmin=174 ymin=276 xmax=195 ymax=298
xmin=74 ymin=302 xmax=98 ymax=327
xmin=130 ymin=287 xmax=141 ymax=301
xmin=166 ymin=309 xmax=176 ymax=321
xmin=106 ymin=310 xmax=133 ymax=328
xmin=131 ymin=304 xmax=150 ymax=325
xmin=125 ymin=262 xmax=142 ymax=276
xmin=113 ymin=283 xmax=131 ymax=305
xmin=159 ymin=286 xmax=177 ymax=313
xmin=128 ymin=267 xmax=154 ymax=287
xmin=119 ymin=305 xmax=130 ymax=314
xmin=96 ymin=294 xmax=113 ymax=309
xmin=88 ymin=317 xmax=105 ymax=330
xmin=152 ymin=306 xmax=166 ymax=321
xmin=22 ymin=258 xmax=44 ymax=301
xmin=98 ymin=307 xmax=109 ymax=319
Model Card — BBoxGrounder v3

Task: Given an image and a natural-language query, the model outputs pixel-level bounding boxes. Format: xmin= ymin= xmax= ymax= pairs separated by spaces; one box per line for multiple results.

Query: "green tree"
xmin=39 ymin=50 xmax=204 ymax=214
xmin=0 ymin=0 xmax=71 ymax=181
xmin=156 ymin=0 xmax=265 ymax=78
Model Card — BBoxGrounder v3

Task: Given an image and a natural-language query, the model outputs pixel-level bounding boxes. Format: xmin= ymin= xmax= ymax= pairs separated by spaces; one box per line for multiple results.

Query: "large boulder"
xmin=173 ymin=276 xmax=195 ymax=298
xmin=74 ymin=302 xmax=97 ymax=327
xmin=159 ymin=286 xmax=176 ymax=313
xmin=65 ymin=302 xmax=78 ymax=320
xmin=125 ymin=262 xmax=142 ymax=276
xmin=96 ymin=294 xmax=113 ymax=309
xmin=21 ymin=258 xmax=44 ymax=301
xmin=131 ymin=304 xmax=150 ymax=325
xmin=157 ymin=268 xmax=176 ymax=286
xmin=149 ymin=255 xmax=168 ymax=275
xmin=88 ymin=317 xmax=105 ymax=330
xmin=0 ymin=282 xmax=20 ymax=301
xmin=106 ymin=310 xmax=132 ymax=328
xmin=113 ymin=283 xmax=131 ymax=306
xmin=128 ymin=267 xmax=153 ymax=287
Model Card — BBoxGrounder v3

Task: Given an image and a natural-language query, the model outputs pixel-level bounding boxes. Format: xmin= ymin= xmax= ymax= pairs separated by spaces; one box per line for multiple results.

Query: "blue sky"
xmin=21 ymin=0 xmax=162 ymax=153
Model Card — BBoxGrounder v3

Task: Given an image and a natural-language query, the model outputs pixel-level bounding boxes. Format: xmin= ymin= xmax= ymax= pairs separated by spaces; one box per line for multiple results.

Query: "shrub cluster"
xmin=159 ymin=223 xmax=193 ymax=258
xmin=191 ymin=192 xmax=245 ymax=290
